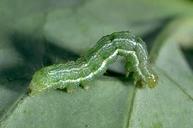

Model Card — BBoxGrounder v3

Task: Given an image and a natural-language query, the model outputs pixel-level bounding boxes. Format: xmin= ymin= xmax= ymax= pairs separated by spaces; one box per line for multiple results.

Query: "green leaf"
xmin=1 ymin=0 xmax=193 ymax=128
xmin=1 ymin=77 xmax=135 ymax=128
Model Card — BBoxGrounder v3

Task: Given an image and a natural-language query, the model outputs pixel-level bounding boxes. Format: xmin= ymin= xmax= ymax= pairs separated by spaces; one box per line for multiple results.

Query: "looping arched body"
xmin=29 ymin=31 xmax=158 ymax=95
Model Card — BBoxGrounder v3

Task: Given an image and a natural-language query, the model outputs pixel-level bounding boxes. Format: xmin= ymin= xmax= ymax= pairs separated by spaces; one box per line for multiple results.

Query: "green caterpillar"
xmin=29 ymin=31 xmax=158 ymax=95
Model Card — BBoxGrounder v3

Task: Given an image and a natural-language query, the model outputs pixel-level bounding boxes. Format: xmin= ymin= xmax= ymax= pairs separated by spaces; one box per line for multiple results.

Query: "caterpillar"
xmin=29 ymin=31 xmax=158 ymax=95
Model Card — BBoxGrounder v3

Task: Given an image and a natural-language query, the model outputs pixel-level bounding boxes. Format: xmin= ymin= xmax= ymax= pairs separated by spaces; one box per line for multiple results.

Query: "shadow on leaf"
xmin=0 ymin=31 xmax=79 ymax=91
xmin=181 ymin=47 xmax=193 ymax=71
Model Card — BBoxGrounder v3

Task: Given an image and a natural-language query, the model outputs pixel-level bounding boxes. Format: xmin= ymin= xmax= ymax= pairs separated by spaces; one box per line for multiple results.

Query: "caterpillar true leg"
xmin=124 ymin=52 xmax=139 ymax=77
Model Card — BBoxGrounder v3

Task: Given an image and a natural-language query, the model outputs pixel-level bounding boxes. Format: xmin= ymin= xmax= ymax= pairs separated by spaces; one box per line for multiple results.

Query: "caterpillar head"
xmin=135 ymin=73 xmax=158 ymax=88
xmin=135 ymin=66 xmax=158 ymax=88
xmin=146 ymin=73 xmax=158 ymax=88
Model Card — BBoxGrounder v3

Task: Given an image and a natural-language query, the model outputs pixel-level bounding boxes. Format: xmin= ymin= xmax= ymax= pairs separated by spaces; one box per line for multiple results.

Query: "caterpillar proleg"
xmin=29 ymin=31 xmax=158 ymax=95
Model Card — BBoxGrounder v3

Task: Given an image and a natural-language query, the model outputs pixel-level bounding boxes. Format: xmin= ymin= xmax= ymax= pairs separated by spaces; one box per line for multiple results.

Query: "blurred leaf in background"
xmin=0 ymin=0 xmax=193 ymax=128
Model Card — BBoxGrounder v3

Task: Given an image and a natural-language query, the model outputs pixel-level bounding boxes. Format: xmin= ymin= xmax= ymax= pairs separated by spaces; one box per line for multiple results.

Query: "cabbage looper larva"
xmin=29 ymin=31 xmax=158 ymax=95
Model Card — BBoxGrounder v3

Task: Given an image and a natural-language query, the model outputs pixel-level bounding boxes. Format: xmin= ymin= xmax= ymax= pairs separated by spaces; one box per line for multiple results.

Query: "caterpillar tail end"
xmin=27 ymin=86 xmax=42 ymax=96
xmin=27 ymin=87 xmax=38 ymax=96
xmin=28 ymin=80 xmax=47 ymax=96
